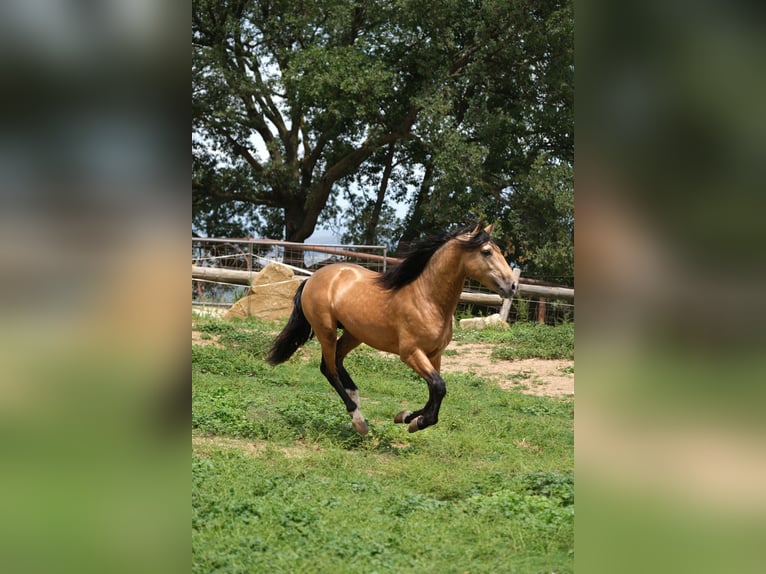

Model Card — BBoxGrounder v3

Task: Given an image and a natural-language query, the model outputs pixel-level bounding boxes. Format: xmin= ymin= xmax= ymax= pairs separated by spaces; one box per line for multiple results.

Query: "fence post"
xmin=537 ymin=296 xmax=546 ymax=324
xmin=499 ymin=267 xmax=522 ymax=323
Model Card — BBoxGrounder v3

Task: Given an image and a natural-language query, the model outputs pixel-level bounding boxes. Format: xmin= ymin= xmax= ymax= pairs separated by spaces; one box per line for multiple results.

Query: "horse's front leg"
xmin=395 ymin=350 xmax=446 ymax=433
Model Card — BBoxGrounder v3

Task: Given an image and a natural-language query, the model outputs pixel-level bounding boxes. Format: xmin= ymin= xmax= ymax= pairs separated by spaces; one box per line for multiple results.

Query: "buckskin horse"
xmin=266 ymin=224 xmax=517 ymax=434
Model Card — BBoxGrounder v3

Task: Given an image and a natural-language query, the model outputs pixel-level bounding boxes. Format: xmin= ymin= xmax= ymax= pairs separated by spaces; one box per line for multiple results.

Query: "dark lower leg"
xmin=320 ymin=358 xmax=358 ymax=412
xmin=335 ymin=332 xmax=361 ymax=399
xmin=337 ymin=364 xmax=357 ymax=391
xmin=321 ymin=357 xmax=368 ymax=434
xmin=335 ymin=332 xmax=361 ymax=408
xmin=338 ymin=364 xmax=359 ymax=407
xmin=398 ymin=372 xmax=446 ymax=431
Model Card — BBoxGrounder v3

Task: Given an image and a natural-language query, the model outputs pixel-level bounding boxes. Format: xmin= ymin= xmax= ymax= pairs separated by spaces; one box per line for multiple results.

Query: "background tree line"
xmin=193 ymin=0 xmax=573 ymax=284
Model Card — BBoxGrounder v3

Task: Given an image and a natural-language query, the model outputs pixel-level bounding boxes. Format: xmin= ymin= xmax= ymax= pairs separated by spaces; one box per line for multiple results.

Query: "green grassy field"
xmin=192 ymin=316 xmax=574 ymax=574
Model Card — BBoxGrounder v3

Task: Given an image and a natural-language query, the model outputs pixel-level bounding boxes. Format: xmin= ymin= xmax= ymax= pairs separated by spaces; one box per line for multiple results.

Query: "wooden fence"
xmin=192 ymin=237 xmax=573 ymax=323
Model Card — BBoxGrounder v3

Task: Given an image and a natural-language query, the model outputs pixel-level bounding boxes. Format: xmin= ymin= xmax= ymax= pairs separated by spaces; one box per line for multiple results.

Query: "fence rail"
xmin=192 ymin=237 xmax=388 ymax=308
xmin=192 ymin=262 xmax=573 ymax=300
xmin=192 ymin=237 xmax=574 ymax=323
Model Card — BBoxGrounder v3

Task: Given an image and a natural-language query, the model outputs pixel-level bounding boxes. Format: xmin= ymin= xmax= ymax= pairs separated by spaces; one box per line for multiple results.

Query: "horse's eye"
xmin=481 ymin=249 xmax=492 ymax=257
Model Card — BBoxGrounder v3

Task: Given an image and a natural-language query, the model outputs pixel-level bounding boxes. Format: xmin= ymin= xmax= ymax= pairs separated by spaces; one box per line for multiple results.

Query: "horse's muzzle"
xmin=496 ymin=279 xmax=518 ymax=298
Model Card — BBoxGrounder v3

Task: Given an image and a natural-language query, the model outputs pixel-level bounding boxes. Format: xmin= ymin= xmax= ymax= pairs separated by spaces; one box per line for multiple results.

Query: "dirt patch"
xmin=191 ymin=330 xmax=223 ymax=348
xmin=193 ymin=435 xmax=266 ymax=456
xmin=192 ymin=434 xmax=321 ymax=459
xmin=514 ymin=438 xmax=542 ymax=452
xmin=441 ymin=342 xmax=574 ymax=397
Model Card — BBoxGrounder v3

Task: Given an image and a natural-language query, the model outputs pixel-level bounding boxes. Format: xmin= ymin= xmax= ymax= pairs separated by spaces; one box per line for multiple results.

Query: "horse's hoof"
xmin=350 ymin=410 xmax=368 ymax=435
xmin=352 ymin=419 xmax=369 ymax=435
xmin=407 ymin=416 xmax=423 ymax=433
xmin=394 ymin=410 xmax=412 ymax=424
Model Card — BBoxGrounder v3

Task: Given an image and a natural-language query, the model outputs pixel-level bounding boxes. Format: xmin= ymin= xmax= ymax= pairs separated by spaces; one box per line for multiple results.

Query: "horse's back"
xmin=303 ymin=263 xmax=381 ymax=310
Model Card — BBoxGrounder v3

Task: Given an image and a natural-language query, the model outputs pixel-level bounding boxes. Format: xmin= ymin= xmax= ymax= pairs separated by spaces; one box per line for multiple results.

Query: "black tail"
xmin=265 ymin=282 xmax=312 ymax=365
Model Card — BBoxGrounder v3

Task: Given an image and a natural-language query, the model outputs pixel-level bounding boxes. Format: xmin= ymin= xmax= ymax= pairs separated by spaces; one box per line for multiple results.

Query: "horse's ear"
xmin=484 ymin=223 xmax=494 ymax=235
xmin=470 ymin=223 xmax=481 ymax=234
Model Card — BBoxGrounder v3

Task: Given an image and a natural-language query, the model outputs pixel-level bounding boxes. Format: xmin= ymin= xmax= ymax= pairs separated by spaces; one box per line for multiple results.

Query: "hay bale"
xmin=458 ymin=313 xmax=508 ymax=330
xmin=224 ymin=263 xmax=303 ymax=321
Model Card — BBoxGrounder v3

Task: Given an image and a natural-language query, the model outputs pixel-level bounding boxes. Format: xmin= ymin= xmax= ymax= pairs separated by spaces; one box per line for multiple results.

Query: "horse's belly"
xmin=335 ymin=298 xmax=400 ymax=353
xmin=335 ymin=297 xmax=450 ymax=357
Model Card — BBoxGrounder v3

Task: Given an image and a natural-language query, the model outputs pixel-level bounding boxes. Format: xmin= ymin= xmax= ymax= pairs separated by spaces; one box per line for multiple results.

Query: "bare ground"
xmin=441 ymin=341 xmax=574 ymax=397
xmin=192 ymin=434 xmax=322 ymax=459
xmin=191 ymin=328 xmax=223 ymax=348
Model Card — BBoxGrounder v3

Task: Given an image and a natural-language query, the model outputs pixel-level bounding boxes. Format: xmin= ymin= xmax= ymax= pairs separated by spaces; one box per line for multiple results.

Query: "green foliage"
xmin=193 ymin=0 xmax=573 ymax=270
xmin=192 ymin=316 xmax=574 ymax=573
xmin=494 ymin=322 xmax=574 ymax=361
xmin=501 ymin=155 xmax=574 ymax=283
xmin=285 ymin=45 xmax=394 ymax=120
xmin=192 ymin=346 xmax=254 ymax=376
xmin=194 ymin=316 xmax=276 ymax=352
xmin=192 ymin=442 xmax=574 ymax=573
xmin=454 ymin=321 xmax=575 ymax=360
xmin=518 ymin=471 xmax=575 ymax=506
xmin=514 ymin=295 xmax=530 ymax=321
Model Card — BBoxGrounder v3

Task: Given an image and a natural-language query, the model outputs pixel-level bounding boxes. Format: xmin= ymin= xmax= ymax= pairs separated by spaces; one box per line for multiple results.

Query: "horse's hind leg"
xmin=336 ymin=332 xmax=362 ymax=407
xmin=317 ymin=328 xmax=368 ymax=435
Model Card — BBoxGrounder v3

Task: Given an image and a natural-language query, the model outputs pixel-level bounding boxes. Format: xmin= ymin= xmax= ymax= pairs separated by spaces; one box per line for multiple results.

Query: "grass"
xmin=454 ymin=321 xmax=574 ymax=360
xmin=192 ymin=315 xmax=574 ymax=574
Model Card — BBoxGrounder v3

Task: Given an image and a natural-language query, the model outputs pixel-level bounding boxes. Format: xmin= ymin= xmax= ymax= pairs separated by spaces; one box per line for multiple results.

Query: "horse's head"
xmin=460 ymin=224 xmax=518 ymax=298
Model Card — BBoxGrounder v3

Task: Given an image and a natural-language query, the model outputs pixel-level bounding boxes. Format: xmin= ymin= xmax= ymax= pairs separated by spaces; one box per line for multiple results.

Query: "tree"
xmin=193 ymin=0 xmax=573 ymax=280
xmin=395 ymin=0 xmax=574 ymax=259
xmin=193 ymin=0 xmax=418 ymax=240
xmin=502 ymin=155 xmax=574 ymax=284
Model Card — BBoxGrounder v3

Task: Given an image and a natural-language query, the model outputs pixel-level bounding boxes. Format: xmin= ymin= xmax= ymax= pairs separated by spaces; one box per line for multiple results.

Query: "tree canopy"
xmin=193 ymin=0 xmax=573 ymax=282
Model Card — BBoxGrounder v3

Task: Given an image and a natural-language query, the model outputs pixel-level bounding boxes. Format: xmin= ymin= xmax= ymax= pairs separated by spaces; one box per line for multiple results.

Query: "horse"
xmin=265 ymin=224 xmax=517 ymax=434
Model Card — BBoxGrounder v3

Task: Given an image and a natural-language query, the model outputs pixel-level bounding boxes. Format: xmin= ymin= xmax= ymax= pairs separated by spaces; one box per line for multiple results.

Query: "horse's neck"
xmin=415 ymin=242 xmax=466 ymax=316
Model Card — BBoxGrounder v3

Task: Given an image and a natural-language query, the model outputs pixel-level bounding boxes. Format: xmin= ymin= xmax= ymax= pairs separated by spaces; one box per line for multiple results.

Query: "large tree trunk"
xmin=284 ymin=195 xmax=311 ymax=243
xmin=363 ymin=144 xmax=395 ymax=245
xmin=396 ymin=161 xmax=433 ymax=253
xmin=282 ymin=196 xmax=312 ymax=267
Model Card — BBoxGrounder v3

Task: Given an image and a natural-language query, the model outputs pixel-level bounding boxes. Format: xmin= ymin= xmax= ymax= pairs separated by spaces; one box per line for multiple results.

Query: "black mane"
xmin=378 ymin=226 xmax=492 ymax=290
